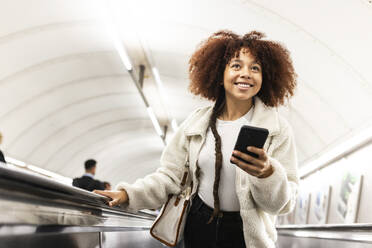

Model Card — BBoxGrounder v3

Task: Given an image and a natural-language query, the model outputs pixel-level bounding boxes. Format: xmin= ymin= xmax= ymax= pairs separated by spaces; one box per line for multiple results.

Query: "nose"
xmin=240 ymin=66 xmax=251 ymax=79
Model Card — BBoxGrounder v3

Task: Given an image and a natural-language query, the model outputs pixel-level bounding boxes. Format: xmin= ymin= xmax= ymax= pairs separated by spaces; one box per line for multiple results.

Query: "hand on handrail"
xmin=93 ymin=189 xmax=128 ymax=207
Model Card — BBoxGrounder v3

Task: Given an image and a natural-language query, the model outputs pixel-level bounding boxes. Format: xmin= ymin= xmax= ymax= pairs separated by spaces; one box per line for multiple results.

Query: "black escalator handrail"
xmin=277 ymin=224 xmax=372 ymax=243
xmin=0 ymin=164 xmax=156 ymax=220
xmin=277 ymin=223 xmax=372 ymax=230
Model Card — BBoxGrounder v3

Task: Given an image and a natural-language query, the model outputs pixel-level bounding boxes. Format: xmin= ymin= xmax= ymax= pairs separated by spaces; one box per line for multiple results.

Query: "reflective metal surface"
xmin=277 ymin=223 xmax=372 ymax=229
xmin=0 ymin=166 xmax=155 ymax=232
xmin=0 ymin=232 xmax=100 ymax=248
xmin=277 ymin=224 xmax=372 ymax=243
xmin=277 ymin=235 xmax=372 ymax=248
xmin=0 ymin=225 xmax=149 ymax=236
xmin=277 ymin=224 xmax=372 ymax=247
xmin=0 ymin=198 xmax=153 ymax=231
xmin=4 ymin=161 xmax=372 ymax=248
xmin=102 ymin=231 xmax=165 ymax=248
xmin=0 ymin=165 xmax=160 ymax=248
xmin=0 ymin=163 xmax=157 ymax=220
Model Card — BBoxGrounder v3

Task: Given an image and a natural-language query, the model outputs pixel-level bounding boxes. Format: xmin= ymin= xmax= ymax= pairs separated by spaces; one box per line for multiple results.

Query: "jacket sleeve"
xmin=115 ymin=111 xmax=197 ymax=212
xmin=72 ymin=178 xmax=78 ymax=187
xmin=96 ymin=180 xmax=105 ymax=191
xmin=247 ymin=124 xmax=299 ymax=215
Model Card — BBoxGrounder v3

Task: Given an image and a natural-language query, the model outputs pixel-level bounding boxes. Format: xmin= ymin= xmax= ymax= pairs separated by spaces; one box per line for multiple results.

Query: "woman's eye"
xmin=251 ymin=66 xmax=260 ymax=71
xmin=231 ymin=64 xmax=240 ymax=69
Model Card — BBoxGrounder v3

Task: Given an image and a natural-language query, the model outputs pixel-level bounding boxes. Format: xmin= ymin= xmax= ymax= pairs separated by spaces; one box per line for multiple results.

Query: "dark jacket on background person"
xmin=72 ymin=175 xmax=105 ymax=191
xmin=0 ymin=150 xmax=5 ymax=163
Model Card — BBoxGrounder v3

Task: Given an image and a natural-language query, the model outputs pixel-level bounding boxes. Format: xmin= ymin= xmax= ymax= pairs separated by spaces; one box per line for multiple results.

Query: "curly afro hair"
xmin=189 ymin=30 xmax=297 ymax=107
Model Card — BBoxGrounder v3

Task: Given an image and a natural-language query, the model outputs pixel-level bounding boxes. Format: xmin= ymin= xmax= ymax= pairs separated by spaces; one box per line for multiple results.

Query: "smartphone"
xmin=232 ymin=125 xmax=269 ymax=163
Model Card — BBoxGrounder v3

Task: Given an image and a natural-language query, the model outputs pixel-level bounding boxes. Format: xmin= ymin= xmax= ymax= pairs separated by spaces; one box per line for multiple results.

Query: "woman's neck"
xmin=219 ymin=98 xmax=254 ymax=121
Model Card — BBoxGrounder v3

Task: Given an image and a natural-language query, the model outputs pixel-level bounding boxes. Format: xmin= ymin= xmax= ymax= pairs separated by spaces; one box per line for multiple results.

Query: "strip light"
xmin=102 ymin=2 xmax=132 ymax=71
xmin=151 ymin=67 xmax=178 ymax=131
xmin=104 ymin=2 xmax=167 ymax=143
xmin=147 ymin=107 xmax=164 ymax=137
xmin=113 ymin=36 xmax=133 ymax=71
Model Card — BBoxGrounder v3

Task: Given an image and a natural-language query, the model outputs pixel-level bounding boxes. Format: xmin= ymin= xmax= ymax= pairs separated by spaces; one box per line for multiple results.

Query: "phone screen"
xmin=232 ymin=125 xmax=269 ymax=162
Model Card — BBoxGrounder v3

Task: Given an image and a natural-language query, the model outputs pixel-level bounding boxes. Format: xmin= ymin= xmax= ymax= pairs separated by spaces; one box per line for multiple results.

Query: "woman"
xmin=95 ymin=30 xmax=299 ymax=248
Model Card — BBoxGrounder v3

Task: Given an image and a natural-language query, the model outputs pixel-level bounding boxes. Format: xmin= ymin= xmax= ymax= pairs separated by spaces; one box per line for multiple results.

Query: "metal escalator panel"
xmin=277 ymin=224 xmax=372 ymax=248
xmin=0 ymin=163 xmax=166 ymax=248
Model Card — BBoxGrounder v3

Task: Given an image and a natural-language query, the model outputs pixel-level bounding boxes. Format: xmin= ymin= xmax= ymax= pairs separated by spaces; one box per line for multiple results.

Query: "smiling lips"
xmin=234 ymin=82 xmax=254 ymax=90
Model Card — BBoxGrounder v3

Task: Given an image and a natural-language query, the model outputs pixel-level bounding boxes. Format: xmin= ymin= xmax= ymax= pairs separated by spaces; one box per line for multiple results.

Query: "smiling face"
xmin=223 ymin=48 xmax=263 ymax=105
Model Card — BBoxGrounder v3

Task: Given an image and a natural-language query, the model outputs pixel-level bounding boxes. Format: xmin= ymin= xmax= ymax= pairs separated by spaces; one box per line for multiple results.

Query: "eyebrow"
xmin=230 ymin=59 xmax=261 ymax=65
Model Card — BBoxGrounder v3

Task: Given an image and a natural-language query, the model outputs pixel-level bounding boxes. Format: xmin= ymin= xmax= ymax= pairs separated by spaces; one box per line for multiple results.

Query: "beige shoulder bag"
xmin=150 ymin=155 xmax=192 ymax=247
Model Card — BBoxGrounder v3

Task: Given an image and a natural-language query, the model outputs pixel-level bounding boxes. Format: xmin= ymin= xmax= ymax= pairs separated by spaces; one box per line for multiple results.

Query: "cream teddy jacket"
xmin=116 ymin=97 xmax=299 ymax=248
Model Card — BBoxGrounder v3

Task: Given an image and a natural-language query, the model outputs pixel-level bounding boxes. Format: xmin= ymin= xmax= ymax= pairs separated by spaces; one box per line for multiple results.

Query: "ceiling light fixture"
xmin=151 ymin=67 xmax=178 ymax=131
xmin=147 ymin=107 xmax=164 ymax=138
xmin=101 ymin=2 xmax=132 ymax=71
xmin=102 ymin=2 xmax=166 ymax=144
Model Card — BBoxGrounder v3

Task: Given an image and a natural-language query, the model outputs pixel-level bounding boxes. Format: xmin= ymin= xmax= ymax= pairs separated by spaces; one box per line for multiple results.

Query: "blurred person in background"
xmin=103 ymin=181 xmax=111 ymax=190
xmin=72 ymin=159 xmax=104 ymax=191
xmin=0 ymin=131 xmax=6 ymax=163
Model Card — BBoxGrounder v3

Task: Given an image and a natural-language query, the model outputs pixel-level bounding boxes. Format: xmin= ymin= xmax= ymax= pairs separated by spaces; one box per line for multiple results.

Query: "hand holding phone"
xmin=231 ymin=125 xmax=274 ymax=178
xmin=232 ymin=125 xmax=269 ymax=163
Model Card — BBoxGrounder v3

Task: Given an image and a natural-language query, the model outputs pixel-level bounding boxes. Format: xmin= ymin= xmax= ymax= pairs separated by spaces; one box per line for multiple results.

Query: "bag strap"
xmin=179 ymin=139 xmax=192 ymax=198
xmin=180 ymin=153 xmax=190 ymax=187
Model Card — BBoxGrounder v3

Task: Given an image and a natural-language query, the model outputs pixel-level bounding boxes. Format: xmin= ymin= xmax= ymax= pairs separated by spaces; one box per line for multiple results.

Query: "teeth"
xmin=237 ymin=83 xmax=252 ymax=88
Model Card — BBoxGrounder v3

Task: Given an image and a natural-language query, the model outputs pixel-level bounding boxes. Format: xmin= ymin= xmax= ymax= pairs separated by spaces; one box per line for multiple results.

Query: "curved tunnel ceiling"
xmin=0 ymin=0 xmax=371 ymax=186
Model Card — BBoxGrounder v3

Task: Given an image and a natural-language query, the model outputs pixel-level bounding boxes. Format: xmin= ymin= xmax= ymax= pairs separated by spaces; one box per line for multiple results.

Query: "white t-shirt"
xmin=197 ymin=107 xmax=253 ymax=211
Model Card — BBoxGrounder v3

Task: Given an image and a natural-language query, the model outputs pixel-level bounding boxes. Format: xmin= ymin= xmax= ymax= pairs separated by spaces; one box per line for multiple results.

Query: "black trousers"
xmin=184 ymin=194 xmax=246 ymax=248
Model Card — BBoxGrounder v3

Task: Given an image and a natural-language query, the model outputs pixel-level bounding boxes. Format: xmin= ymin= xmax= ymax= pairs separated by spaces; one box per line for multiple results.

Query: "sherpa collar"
xmin=184 ymin=97 xmax=280 ymax=137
